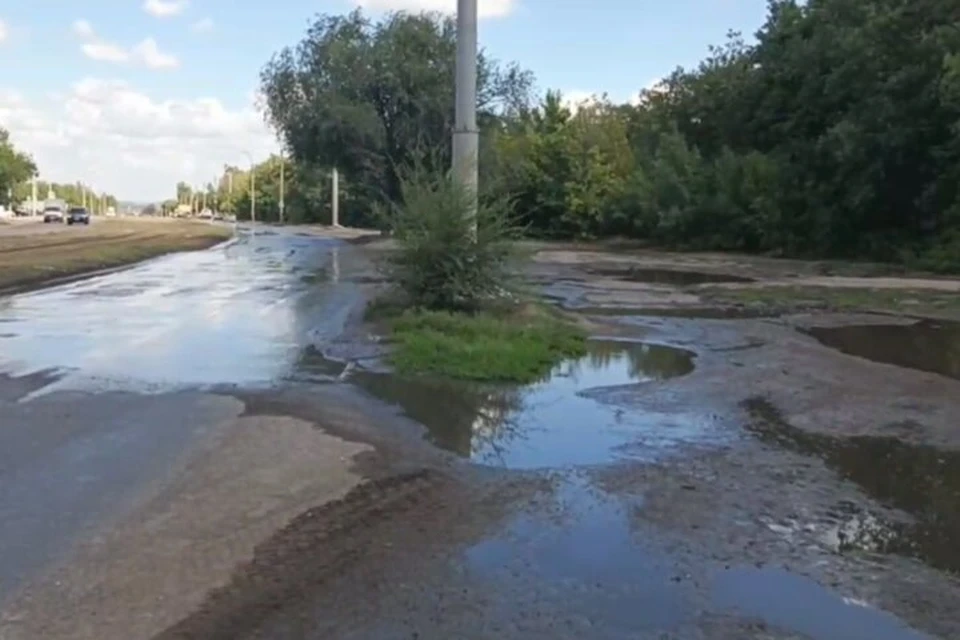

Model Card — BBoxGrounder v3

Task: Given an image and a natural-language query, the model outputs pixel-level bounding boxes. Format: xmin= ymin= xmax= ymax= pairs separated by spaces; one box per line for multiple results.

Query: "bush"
xmin=379 ymin=169 xmax=520 ymax=312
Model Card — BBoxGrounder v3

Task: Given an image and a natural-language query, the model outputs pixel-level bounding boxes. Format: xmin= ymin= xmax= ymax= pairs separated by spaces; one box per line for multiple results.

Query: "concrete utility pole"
xmin=278 ymin=154 xmax=285 ymax=224
xmin=453 ymin=0 xmax=479 ymax=227
xmin=331 ymin=167 xmax=339 ymax=227
xmin=249 ymin=168 xmax=256 ymax=223
xmin=31 ymin=178 xmax=37 ymax=214
xmin=241 ymin=151 xmax=256 ymax=223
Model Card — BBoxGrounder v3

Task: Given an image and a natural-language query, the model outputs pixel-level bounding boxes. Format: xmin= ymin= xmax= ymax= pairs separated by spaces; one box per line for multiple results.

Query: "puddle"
xmin=589 ymin=266 xmax=754 ymax=285
xmin=464 ymin=475 xmax=694 ymax=635
xmin=0 ymin=232 xmax=351 ymax=392
xmin=712 ymin=567 xmax=931 ymax=639
xmin=463 ymin=474 xmax=929 ymax=638
xmin=744 ymin=398 xmax=960 ymax=574
xmin=802 ymin=320 xmax=960 ymax=380
xmin=353 ymin=340 xmax=729 ymax=469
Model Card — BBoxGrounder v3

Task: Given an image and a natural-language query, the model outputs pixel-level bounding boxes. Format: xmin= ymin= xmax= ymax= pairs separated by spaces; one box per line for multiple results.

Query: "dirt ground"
xmin=2 ymin=238 xmax=959 ymax=639
xmin=0 ymin=217 xmax=232 ymax=292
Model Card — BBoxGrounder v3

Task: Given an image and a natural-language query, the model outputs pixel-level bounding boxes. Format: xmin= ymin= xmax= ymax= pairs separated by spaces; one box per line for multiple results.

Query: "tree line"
xmin=257 ymin=0 xmax=960 ymax=270
xmin=0 ymin=127 xmax=118 ymax=211
xmin=167 ymin=157 xmax=345 ymax=223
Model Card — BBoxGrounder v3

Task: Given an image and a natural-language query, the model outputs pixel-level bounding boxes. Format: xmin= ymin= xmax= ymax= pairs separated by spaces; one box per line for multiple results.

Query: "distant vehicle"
xmin=67 ymin=207 xmax=91 ymax=225
xmin=42 ymin=198 xmax=67 ymax=223
xmin=43 ymin=207 xmax=65 ymax=223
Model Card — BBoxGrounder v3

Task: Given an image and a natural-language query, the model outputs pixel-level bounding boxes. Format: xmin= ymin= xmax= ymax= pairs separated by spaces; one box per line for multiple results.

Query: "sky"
xmin=0 ymin=0 xmax=770 ymax=201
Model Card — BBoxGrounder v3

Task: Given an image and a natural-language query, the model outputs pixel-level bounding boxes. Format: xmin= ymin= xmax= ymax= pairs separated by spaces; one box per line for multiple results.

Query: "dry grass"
xmin=0 ymin=218 xmax=233 ymax=292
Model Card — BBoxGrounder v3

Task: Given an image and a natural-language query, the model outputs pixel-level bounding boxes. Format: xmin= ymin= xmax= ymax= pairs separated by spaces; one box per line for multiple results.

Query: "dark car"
xmin=67 ymin=207 xmax=91 ymax=225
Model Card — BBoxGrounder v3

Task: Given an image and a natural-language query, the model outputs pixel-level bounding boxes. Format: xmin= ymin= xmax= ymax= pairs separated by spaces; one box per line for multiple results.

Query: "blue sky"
xmin=0 ymin=0 xmax=770 ymax=200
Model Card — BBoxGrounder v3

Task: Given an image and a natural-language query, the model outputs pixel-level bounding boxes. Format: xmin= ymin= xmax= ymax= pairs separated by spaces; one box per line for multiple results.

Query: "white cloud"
xmin=190 ymin=18 xmax=214 ymax=33
xmin=143 ymin=0 xmax=188 ymax=18
xmin=560 ymin=90 xmax=598 ymax=112
xmin=72 ymin=21 xmax=178 ymax=70
xmin=0 ymin=19 xmax=8 ymax=44
xmin=0 ymin=80 xmax=278 ymax=201
xmin=81 ymin=41 xmax=130 ymax=63
xmin=353 ymin=0 xmax=514 ymax=19
xmin=72 ymin=19 xmax=94 ymax=38
xmin=561 ymin=78 xmax=669 ymax=112
xmin=132 ymin=38 xmax=179 ymax=69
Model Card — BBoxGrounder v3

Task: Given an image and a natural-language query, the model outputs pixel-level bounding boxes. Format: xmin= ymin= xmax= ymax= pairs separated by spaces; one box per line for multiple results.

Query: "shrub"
xmin=379 ymin=168 xmax=520 ymax=312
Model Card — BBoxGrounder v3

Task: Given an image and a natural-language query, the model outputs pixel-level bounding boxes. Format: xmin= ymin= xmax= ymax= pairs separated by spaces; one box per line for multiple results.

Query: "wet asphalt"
xmin=1 ymin=228 xmax=957 ymax=638
xmin=0 ymin=228 xmax=354 ymax=602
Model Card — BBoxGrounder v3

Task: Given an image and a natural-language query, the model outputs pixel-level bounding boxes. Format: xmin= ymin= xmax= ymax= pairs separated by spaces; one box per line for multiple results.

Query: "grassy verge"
xmin=701 ymin=285 xmax=960 ymax=317
xmin=370 ymin=301 xmax=587 ymax=383
xmin=0 ymin=220 xmax=232 ymax=292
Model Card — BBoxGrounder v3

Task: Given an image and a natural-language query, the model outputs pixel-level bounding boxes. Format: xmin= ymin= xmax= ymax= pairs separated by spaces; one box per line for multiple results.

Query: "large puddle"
xmin=802 ymin=320 xmax=960 ymax=380
xmin=353 ymin=339 xmax=732 ymax=469
xmin=464 ymin=475 xmax=930 ymax=639
xmin=0 ymin=232 xmax=357 ymax=393
xmin=744 ymin=398 xmax=960 ymax=575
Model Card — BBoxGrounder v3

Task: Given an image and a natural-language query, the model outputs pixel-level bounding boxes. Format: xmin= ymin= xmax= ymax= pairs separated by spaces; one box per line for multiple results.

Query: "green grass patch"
xmin=381 ymin=304 xmax=587 ymax=383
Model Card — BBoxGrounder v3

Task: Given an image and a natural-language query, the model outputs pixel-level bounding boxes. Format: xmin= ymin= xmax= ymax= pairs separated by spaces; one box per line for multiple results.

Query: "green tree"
xmin=259 ymin=9 xmax=533 ymax=225
xmin=0 ymin=128 xmax=37 ymax=206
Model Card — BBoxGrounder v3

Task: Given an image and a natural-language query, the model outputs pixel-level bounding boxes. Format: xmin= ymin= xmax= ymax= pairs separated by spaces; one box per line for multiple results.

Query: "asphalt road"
xmin=0 ymin=227 xmax=956 ymax=640
xmin=0 ymin=227 xmax=367 ymax=607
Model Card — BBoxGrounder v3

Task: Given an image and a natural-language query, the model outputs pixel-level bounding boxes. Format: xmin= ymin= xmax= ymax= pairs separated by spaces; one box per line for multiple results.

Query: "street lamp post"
xmin=241 ymin=150 xmax=256 ymax=223
xmin=453 ymin=0 xmax=479 ymax=230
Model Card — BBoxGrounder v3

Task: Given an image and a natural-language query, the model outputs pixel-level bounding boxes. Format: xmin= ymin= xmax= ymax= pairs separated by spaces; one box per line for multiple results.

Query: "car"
xmin=43 ymin=207 xmax=64 ymax=223
xmin=67 ymin=207 xmax=91 ymax=225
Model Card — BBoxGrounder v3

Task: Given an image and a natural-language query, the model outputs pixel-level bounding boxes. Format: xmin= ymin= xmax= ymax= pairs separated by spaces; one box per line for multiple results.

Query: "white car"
xmin=43 ymin=207 xmax=64 ymax=223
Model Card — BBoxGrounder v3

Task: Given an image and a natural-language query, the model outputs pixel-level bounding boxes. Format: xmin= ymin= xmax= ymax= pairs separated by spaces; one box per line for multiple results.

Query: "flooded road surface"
xmin=802 ymin=319 xmax=960 ymax=381
xmin=466 ymin=475 xmax=932 ymax=639
xmin=0 ymin=229 xmax=358 ymax=603
xmin=744 ymin=397 xmax=960 ymax=575
xmin=0 ymin=229 xmax=354 ymax=392
xmin=354 ymin=339 xmax=730 ymax=468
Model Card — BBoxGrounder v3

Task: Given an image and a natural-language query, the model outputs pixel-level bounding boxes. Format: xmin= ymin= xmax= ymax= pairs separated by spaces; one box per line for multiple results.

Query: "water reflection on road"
xmin=354 ymin=340 xmax=730 ymax=469
xmin=0 ymin=230 xmax=350 ymax=392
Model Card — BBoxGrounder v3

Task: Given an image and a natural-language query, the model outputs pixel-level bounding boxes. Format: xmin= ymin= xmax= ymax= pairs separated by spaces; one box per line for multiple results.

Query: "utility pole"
xmin=249 ymin=166 xmax=256 ymax=223
xmin=240 ymin=151 xmax=256 ymax=223
xmin=30 ymin=177 xmax=37 ymax=215
xmin=453 ymin=0 xmax=479 ymax=228
xmin=331 ymin=167 xmax=339 ymax=227
xmin=279 ymin=154 xmax=285 ymax=224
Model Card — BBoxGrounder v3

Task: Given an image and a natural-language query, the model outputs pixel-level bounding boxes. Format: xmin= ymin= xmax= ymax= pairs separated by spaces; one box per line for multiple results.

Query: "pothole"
xmin=800 ymin=319 xmax=960 ymax=380
xmin=743 ymin=397 xmax=960 ymax=575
